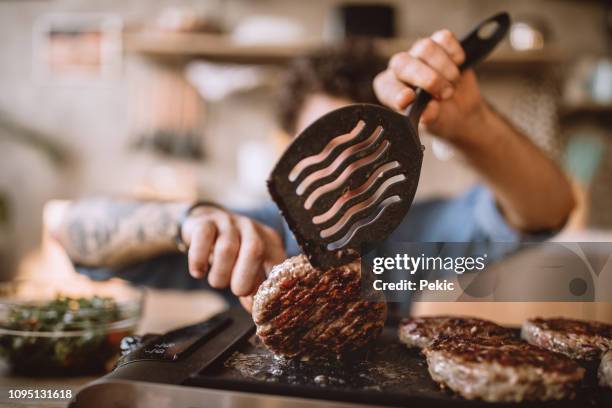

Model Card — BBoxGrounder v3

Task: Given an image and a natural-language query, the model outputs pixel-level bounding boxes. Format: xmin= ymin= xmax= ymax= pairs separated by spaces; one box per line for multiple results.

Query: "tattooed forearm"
xmin=54 ymin=198 xmax=188 ymax=267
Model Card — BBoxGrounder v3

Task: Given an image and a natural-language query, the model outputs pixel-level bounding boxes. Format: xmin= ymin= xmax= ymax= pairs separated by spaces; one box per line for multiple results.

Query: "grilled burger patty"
xmin=424 ymin=335 xmax=585 ymax=402
xmin=252 ymin=255 xmax=386 ymax=359
xmin=521 ymin=317 xmax=612 ymax=360
xmin=600 ymin=350 xmax=612 ymax=388
xmin=398 ymin=316 xmax=515 ymax=349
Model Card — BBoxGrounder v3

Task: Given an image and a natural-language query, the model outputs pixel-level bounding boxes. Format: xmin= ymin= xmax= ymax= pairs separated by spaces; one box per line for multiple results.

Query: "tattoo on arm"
xmin=58 ymin=199 xmax=188 ymax=267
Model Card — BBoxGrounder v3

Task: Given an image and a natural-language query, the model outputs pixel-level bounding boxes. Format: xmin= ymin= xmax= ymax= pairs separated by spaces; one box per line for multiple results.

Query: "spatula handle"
xmin=406 ymin=12 xmax=511 ymax=128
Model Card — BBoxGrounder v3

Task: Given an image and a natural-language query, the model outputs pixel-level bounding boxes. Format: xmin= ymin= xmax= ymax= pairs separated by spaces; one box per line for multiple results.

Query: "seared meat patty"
xmin=424 ymin=335 xmax=585 ymax=402
xmin=252 ymin=255 xmax=386 ymax=359
xmin=599 ymin=350 xmax=612 ymax=388
xmin=398 ymin=316 xmax=514 ymax=349
xmin=521 ymin=317 xmax=612 ymax=360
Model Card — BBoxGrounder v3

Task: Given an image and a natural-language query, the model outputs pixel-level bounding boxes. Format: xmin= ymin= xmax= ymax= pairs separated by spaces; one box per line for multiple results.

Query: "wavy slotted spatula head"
xmin=268 ymin=12 xmax=510 ymax=269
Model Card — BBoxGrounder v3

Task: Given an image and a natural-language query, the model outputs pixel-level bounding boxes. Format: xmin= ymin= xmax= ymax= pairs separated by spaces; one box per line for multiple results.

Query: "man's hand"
xmin=374 ymin=30 xmax=487 ymax=142
xmin=181 ymin=206 xmax=285 ymax=298
xmin=375 ymin=29 xmax=575 ymax=232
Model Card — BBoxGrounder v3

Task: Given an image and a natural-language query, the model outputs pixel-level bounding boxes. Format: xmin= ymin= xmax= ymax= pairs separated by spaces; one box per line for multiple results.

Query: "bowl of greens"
xmin=0 ymin=278 xmax=144 ymax=376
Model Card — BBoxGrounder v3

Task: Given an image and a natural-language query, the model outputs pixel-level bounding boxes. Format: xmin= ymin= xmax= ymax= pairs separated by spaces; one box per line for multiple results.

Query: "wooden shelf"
xmin=123 ymin=32 xmax=320 ymax=64
xmin=559 ymin=102 xmax=612 ymax=123
xmin=561 ymin=102 xmax=612 ymax=112
xmin=123 ymin=31 xmax=567 ymax=69
xmin=380 ymin=38 xmax=566 ymax=71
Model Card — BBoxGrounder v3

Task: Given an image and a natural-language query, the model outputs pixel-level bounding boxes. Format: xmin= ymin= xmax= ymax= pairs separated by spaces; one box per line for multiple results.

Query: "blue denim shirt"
xmin=76 ymin=186 xmax=548 ymax=306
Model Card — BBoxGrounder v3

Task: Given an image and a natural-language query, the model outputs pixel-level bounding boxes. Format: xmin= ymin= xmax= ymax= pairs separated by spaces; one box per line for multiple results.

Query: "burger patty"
xmin=252 ymin=255 xmax=387 ymax=359
xmin=599 ymin=350 xmax=612 ymax=388
xmin=521 ymin=317 xmax=612 ymax=360
xmin=424 ymin=335 xmax=585 ymax=402
xmin=398 ymin=316 xmax=515 ymax=349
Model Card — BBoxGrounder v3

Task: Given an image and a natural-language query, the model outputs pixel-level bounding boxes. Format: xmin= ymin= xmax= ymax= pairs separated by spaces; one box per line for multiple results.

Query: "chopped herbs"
xmin=0 ymin=296 xmax=137 ymax=376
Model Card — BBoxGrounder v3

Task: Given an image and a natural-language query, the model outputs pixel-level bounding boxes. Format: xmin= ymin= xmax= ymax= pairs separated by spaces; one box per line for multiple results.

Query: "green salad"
xmin=0 ymin=296 xmax=135 ymax=376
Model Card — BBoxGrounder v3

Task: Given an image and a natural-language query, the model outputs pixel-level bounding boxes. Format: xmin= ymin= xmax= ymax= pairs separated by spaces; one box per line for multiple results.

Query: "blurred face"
xmin=295 ymin=93 xmax=353 ymax=135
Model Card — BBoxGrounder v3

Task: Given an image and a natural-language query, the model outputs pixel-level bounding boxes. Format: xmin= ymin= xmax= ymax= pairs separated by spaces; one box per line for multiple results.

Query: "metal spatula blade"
xmin=268 ymin=12 xmax=510 ymax=269
xmin=269 ymin=105 xmax=423 ymax=268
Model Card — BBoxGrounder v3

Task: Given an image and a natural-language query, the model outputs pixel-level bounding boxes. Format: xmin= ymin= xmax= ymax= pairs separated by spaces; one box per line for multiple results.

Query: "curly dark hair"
xmin=276 ymin=40 xmax=386 ymax=135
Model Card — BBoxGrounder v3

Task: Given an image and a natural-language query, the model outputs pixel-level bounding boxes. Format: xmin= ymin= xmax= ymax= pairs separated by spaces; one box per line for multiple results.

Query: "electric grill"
xmin=70 ymin=307 xmax=611 ymax=408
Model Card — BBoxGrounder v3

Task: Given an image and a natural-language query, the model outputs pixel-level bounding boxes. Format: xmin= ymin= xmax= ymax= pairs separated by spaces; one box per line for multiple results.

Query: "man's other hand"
xmin=181 ymin=207 xmax=285 ymax=298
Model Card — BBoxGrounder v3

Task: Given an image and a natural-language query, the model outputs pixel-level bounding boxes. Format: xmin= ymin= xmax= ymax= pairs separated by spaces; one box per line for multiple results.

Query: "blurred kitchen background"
xmin=0 ymin=0 xmax=610 ymax=321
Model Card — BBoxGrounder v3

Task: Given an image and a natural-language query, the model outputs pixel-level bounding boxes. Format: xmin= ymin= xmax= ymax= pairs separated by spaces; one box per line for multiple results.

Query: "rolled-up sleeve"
xmin=472 ymin=186 xmax=520 ymax=242
xmin=76 ymin=253 xmax=193 ymax=289
xmin=382 ymin=185 xmax=557 ymax=265
xmin=76 ymin=253 xmax=240 ymax=306
xmin=472 ymin=186 xmax=557 ymax=243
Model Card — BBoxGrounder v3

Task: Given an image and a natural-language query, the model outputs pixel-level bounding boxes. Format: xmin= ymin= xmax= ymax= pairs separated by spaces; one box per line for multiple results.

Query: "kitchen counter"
xmin=3 ymin=230 xmax=611 ymax=407
xmin=0 ymin=288 xmax=228 ymax=408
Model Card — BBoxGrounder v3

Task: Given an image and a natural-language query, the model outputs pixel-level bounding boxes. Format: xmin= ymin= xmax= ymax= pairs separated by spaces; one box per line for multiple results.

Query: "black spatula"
xmin=268 ymin=12 xmax=510 ymax=269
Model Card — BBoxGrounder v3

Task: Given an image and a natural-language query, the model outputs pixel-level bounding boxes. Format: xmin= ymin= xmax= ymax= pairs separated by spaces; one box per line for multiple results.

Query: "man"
xmin=52 ymin=31 xmax=575 ymax=311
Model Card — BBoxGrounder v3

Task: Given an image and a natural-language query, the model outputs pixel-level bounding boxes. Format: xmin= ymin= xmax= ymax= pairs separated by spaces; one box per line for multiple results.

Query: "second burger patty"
xmin=252 ymin=255 xmax=387 ymax=360
xmin=398 ymin=316 xmax=515 ymax=349
xmin=424 ymin=335 xmax=585 ymax=402
xmin=521 ymin=317 xmax=612 ymax=360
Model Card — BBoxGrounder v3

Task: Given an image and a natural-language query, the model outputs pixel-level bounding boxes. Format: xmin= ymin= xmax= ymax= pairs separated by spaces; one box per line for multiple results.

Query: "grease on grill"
xmin=224 ymin=338 xmax=423 ymax=391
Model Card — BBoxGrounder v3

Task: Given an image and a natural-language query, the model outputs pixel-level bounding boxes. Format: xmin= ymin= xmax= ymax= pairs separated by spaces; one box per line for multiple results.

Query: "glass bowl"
xmin=0 ymin=278 xmax=144 ymax=376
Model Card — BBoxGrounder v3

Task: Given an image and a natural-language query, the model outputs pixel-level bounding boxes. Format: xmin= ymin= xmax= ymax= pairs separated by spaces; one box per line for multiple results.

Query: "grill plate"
xmin=188 ymin=322 xmax=611 ymax=407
